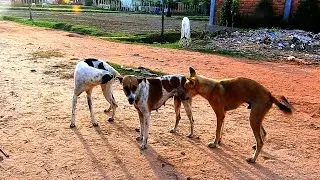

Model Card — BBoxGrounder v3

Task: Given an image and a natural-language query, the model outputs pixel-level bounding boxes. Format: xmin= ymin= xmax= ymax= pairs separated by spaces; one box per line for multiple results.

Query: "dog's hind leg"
xmin=101 ymin=83 xmax=118 ymax=122
xmin=247 ymin=104 xmax=271 ymax=163
xmin=208 ymin=108 xmax=225 ymax=148
xmin=105 ymin=105 xmax=112 ymax=113
xmin=170 ymin=96 xmax=182 ymax=134
xmin=86 ymin=89 xmax=98 ymax=127
xmin=182 ymin=99 xmax=194 ymax=138
xmin=252 ymin=126 xmax=267 ymax=150
xmin=70 ymin=93 xmax=78 ymax=128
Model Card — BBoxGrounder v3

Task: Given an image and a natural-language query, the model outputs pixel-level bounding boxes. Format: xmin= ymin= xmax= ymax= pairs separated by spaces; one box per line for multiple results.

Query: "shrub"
xmin=85 ymin=0 xmax=93 ymax=6
xmin=233 ymin=0 xmax=279 ymax=28
xmin=290 ymin=0 xmax=320 ymax=32
xmin=220 ymin=0 xmax=239 ymax=27
xmin=254 ymin=0 xmax=276 ymax=27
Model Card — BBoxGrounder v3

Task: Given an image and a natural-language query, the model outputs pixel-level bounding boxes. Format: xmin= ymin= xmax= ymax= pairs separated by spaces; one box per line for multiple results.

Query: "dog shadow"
xmin=111 ymin=121 xmax=185 ymax=179
xmin=172 ymin=132 xmax=284 ymax=180
xmin=71 ymin=128 xmax=110 ymax=179
xmin=93 ymin=126 xmax=134 ymax=180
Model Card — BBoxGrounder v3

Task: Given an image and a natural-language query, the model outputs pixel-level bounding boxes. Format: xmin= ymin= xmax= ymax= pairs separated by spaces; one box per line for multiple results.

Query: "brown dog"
xmin=184 ymin=67 xmax=293 ymax=163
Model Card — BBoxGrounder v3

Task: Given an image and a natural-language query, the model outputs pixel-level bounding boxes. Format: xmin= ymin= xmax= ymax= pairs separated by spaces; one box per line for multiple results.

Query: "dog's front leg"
xmin=170 ymin=96 xmax=181 ymax=133
xmin=182 ymin=100 xmax=194 ymax=138
xmin=208 ymin=108 xmax=225 ymax=148
xmin=136 ymin=110 xmax=144 ymax=141
xmin=140 ymin=113 xmax=150 ymax=150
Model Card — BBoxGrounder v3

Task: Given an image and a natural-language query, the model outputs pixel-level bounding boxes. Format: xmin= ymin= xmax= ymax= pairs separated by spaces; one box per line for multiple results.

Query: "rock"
xmin=30 ymin=69 xmax=36 ymax=72
xmin=287 ymin=56 xmax=295 ymax=61
xmin=181 ymin=152 xmax=186 ymax=156
xmin=277 ymin=43 xmax=284 ymax=50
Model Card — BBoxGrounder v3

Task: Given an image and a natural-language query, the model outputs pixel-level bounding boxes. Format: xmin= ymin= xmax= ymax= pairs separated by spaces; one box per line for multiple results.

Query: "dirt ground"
xmin=0 ymin=21 xmax=319 ymax=180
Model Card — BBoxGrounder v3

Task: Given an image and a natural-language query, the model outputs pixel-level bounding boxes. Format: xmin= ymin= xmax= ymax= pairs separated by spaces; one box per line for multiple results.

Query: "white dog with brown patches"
xmin=119 ymin=75 xmax=195 ymax=150
xmin=70 ymin=58 xmax=121 ymax=128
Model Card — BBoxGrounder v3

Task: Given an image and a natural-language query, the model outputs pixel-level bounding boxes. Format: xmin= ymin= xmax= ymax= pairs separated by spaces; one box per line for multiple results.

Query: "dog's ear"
xmin=189 ymin=67 xmax=196 ymax=77
xmin=185 ymin=78 xmax=196 ymax=88
xmin=117 ymin=77 xmax=123 ymax=84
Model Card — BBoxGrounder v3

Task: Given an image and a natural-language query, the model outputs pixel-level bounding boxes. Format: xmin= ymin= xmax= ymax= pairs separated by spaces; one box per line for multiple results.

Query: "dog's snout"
xmin=128 ymin=97 xmax=134 ymax=104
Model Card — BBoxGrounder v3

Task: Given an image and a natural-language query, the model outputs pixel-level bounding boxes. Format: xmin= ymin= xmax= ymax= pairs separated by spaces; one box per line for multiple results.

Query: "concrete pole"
xmin=208 ymin=0 xmax=216 ymax=25
xmin=283 ymin=0 xmax=292 ymax=21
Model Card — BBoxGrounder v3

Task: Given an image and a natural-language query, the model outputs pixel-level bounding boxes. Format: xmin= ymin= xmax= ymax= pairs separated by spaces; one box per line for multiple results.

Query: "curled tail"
xmin=271 ymin=95 xmax=293 ymax=114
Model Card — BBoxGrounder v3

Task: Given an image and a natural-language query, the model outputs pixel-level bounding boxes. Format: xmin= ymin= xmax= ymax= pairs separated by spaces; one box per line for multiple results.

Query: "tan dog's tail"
xmin=271 ymin=96 xmax=293 ymax=114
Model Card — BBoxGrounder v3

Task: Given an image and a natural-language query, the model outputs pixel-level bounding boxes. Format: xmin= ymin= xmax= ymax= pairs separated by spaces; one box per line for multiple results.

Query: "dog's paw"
xmin=252 ymin=144 xmax=257 ymax=150
xmin=70 ymin=124 xmax=76 ymax=128
xmin=104 ymin=109 xmax=111 ymax=113
xmin=208 ymin=142 xmax=218 ymax=148
xmin=136 ymin=136 xmax=142 ymax=141
xmin=107 ymin=118 xmax=114 ymax=122
xmin=169 ymin=129 xmax=176 ymax=133
xmin=140 ymin=143 xmax=147 ymax=150
xmin=246 ymin=157 xmax=256 ymax=163
xmin=187 ymin=133 xmax=194 ymax=138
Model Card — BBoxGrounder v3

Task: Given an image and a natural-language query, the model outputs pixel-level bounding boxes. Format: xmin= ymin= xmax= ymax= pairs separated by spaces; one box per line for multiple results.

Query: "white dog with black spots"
xmin=70 ymin=58 xmax=121 ymax=128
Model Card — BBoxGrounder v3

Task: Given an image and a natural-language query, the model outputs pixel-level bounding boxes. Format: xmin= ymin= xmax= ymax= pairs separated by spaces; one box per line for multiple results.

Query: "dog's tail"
xmin=271 ymin=95 xmax=293 ymax=114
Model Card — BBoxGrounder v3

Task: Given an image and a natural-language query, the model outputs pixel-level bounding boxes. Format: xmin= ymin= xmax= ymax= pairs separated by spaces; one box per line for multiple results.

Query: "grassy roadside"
xmin=1 ymin=6 xmax=116 ymax=13
xmin=1 ymin=15 xmax=261 ymax=60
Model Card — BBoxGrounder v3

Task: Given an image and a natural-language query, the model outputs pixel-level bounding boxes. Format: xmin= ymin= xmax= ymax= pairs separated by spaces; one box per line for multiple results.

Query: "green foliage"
xmin=254 ymin=0 xmax=275 ymax=27
xmin=290 ymin=0 xmax=320 ymax=32
xmin=233 ymin=0 xmax=278 ymax=28
xmin=220 ymin=0 xmax=239 ymax=26
xmin=85 ymin=0 xmax=93 ymax=6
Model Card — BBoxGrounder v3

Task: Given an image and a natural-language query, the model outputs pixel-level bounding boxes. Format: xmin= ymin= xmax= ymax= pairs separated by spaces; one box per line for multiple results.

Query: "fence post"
xmin=283 ymin=0 xmax=293 ymax=21
xmin=208 ymin=0 xmax=216 ymax=25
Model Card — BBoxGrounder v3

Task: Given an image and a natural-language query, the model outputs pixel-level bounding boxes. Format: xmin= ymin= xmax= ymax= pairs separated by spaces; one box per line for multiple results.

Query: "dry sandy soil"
xmin=0 ymin=21 xmax=319 ymax=180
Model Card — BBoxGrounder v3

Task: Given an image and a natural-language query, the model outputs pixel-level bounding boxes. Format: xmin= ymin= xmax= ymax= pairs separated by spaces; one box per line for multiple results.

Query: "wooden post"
xmin=161 ymin=0 xmax=164 ymax=37
xmin=28 ymin=0 xmax=33 ymax=20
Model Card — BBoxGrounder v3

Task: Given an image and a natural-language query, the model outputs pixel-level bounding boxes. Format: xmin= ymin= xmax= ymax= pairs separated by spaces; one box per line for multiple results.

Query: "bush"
xmin=85 ymin=0 xmax=93 ymax=6
xmin=290 ymin=0 xmax=320 ymax=33
xmin=220 ymin=0 xmax=239 ymax=27
xmin=220 ymin=0 xmax=232 ymax=26
xmin=233 ymin=0 xmax=279 ymax=28
xmin=254 ymin=0 xmax=276 ymax=27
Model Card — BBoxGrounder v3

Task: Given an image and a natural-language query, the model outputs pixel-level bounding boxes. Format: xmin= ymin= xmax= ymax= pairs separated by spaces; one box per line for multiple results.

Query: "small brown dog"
xmin=184 ymin=67 xmax=293 ymax=163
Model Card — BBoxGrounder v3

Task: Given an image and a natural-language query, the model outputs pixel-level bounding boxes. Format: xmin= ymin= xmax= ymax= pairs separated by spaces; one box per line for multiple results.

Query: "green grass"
xmin=1 ymin=16 xmax=126 ymax=37
xmin=108 ymin=62 xmax=166 ymax=77
xmin=3 ymin=6 xmax=115 ymax=13
xmin=1 ymin=15 xmax=263 ymax=60
xmin=193 ymin=48 xmax=264 ymax=60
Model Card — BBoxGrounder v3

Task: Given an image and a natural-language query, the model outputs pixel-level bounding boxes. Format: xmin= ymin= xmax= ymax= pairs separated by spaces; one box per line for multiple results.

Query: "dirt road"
xmin=0 ymin=21 xmax=319 ymax=179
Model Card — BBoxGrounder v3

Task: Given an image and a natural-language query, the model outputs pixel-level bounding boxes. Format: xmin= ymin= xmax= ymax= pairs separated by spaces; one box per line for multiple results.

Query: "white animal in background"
xmin=179 ymin=17 xmax=191 ymax=48
xmin=31 ymin=3 xmax=36 ymax=8
xmin=42 ymin=3 xmax=49 ymax=7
